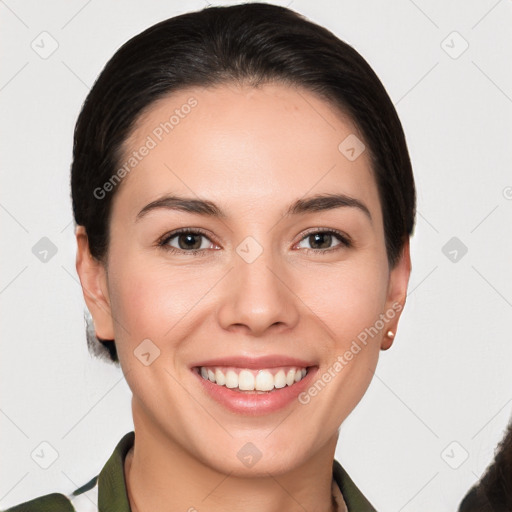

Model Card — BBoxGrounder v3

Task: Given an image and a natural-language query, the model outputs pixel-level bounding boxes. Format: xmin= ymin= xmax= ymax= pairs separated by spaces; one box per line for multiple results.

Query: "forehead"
xmin=114 ymin=82 xmax=380 ymax=222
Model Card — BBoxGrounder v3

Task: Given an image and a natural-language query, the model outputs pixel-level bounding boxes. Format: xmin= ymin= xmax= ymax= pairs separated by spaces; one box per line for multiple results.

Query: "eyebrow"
xmin=136 ymin=192 xmax=372 ymax=223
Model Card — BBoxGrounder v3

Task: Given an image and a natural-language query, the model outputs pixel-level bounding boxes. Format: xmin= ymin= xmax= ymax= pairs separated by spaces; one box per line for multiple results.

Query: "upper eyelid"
xmin=161 ymin=227 xmax=215 ymax=243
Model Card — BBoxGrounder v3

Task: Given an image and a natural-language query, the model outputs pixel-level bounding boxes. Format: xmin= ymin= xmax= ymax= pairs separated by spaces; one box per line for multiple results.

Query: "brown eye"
xmin=308 ymin=232 xmax=334 ymax=250
xmin=173 ymin=232 xmax=203 ymax=250
xmin=296 ymin=229 xmax=351 ymax=253
xmin=159 ymin=228 xmax=217 ymax=255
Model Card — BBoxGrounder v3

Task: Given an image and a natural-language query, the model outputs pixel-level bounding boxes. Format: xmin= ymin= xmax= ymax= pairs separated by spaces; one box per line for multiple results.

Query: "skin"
xmin=76 ymin=82 xmax=411 ymax=512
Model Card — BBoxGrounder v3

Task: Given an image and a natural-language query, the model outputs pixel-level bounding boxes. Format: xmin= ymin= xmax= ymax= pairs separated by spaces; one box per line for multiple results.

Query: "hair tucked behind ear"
xmin=84 ymin=309 xmax=119 ymax=364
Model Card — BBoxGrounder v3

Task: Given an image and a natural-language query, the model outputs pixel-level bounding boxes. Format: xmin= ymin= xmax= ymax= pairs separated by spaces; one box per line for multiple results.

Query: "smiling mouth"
xmin=193 ymin=365 xmax=311 ymax=393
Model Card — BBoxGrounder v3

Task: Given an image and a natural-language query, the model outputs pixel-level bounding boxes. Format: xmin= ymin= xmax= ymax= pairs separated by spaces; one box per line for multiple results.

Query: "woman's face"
xmin=78 ymin=82 xmax=410 ymax=475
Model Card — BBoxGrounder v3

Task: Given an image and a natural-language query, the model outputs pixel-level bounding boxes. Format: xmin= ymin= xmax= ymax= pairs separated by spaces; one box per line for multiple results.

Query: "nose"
xmin=216 ymin=240 xmax=300 ymax=336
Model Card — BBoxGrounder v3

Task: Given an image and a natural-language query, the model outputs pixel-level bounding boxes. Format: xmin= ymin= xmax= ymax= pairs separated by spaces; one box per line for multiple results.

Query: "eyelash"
xmin=157 ymin=227 xmax=352 ymax=256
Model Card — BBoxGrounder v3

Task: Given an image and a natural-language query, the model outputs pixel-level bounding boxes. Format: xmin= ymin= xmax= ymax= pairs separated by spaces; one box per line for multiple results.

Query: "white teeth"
xmin=238 ymin=369 xmax=255 ymax=391
xmin=285 ymin=369 xmax=295 ymax=386
xmin=198 ymin=366 xmax=308 ymax=392
xmin=215 ymin=368 xmax=226 ymax=386
xmin=274 ymin=370 xmax=286 ymax=389
xmin=255 ymin=370 xmax=275 ymax=391
xmin=225 ymin=370 xmax=238 ymax=389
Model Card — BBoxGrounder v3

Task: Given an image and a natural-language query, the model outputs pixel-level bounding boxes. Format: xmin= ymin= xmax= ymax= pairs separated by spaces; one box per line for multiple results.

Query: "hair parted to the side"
xmin=71 ymin=2 xmax=416 ymax=364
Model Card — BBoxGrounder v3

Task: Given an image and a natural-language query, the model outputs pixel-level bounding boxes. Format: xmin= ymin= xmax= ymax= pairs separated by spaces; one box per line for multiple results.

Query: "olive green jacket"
xmin=3 ymin=431 xmax=376 ymax=511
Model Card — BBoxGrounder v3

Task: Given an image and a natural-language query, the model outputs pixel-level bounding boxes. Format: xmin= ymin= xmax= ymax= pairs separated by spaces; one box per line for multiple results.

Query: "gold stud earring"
xmin=386 ymin=330 xmax=395 ymax=338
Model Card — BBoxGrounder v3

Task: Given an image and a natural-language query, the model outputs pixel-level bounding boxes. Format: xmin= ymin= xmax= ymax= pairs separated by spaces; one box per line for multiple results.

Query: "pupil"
xmin=180 ymin=234 xmax=201 ymax=250
xmin=311 ymin=233 xmax=331 ymax=249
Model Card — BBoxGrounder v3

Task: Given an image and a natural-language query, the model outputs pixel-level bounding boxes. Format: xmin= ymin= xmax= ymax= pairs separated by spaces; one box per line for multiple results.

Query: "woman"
xmin=5 ymin=2 xmax=414 ymax=511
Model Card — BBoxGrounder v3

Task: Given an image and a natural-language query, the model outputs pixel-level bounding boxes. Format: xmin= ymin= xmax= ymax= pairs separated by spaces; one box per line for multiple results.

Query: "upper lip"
xmin=191 ymin=355 xmax=317 ymax=370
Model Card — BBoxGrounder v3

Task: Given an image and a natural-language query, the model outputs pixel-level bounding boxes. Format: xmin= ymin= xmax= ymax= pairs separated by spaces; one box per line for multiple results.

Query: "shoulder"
xmin=2 ymin=432 xmax=133 ymax=512
xmin=2 ymin=475 xmax=98 ymax=512
xmin=7 ymin=440 xmax=352 ymax=511
xmin=2 ymin=492 xmax=75 ymax=512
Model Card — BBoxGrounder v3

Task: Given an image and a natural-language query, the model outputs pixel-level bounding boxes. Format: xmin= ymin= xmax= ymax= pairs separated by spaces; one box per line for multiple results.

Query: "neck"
xmin=124 ymin=405 xmax=340 ymax=512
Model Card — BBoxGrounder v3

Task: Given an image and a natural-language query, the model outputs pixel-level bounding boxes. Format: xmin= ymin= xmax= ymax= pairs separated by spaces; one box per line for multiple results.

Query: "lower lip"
xmin=192 ymin=367 xmax=318 ymax=415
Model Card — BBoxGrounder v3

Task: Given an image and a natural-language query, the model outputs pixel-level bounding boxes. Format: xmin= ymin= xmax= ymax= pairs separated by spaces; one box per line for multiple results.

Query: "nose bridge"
xmin=235 ymin=233 xmax=286 ymax=308
xmin=216 ymin=233 xmax=299 ymax=334
xmin=237 ymin=234 xmax=279 ymax=289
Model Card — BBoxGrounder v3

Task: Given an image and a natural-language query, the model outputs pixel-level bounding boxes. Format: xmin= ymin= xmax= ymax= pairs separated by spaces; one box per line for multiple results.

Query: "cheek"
xmin=299 ymin=258 xmax=389 ymax=343
xmin=105 ymin=260 xmax=206 ymax=403
xmin=293 ymin=260 xmax=388 ymax=426
xmin=106 ymin=254 xmax=220 ymax=352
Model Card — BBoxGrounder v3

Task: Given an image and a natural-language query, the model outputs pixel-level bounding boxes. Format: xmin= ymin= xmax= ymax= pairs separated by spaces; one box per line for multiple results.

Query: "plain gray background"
xmin=1 ymin=1 xmax=511 ymax=510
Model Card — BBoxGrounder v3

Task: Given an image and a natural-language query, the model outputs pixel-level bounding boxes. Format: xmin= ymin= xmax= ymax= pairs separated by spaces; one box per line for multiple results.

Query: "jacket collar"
xmin=97 ymin=431 xmax=376 ymax=511
xmin=332 ymin=459 xmax=377 ymax=511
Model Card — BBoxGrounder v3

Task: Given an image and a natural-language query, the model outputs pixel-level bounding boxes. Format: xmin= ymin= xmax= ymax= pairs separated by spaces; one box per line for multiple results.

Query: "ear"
xmin=75 ymin=225 xmax=115 ymax=340
xmin=381 ymin=238 xmax=412 ymax=351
